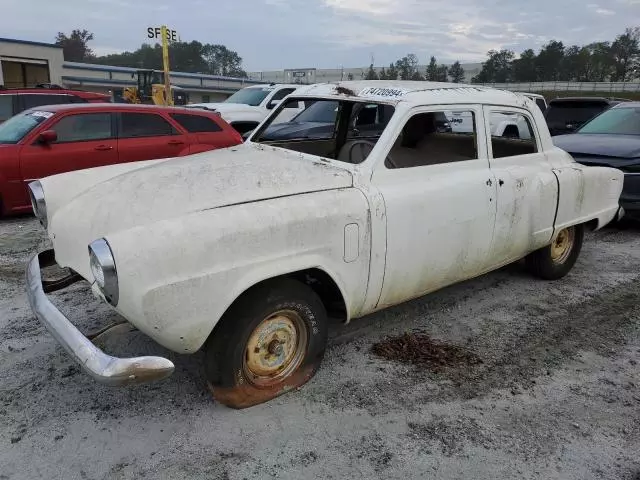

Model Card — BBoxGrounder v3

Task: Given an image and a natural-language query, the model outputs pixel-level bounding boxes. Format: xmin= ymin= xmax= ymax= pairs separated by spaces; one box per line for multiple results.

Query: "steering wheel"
xmin=337 ymin=139 xmax=395 ymax=166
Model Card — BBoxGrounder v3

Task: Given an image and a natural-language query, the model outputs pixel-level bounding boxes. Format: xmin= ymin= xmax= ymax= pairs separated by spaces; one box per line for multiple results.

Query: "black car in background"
xmin=552 ymin=102 xmax=640 ymax=220
xmin=544 ymin=97 xmax=628 ymax=136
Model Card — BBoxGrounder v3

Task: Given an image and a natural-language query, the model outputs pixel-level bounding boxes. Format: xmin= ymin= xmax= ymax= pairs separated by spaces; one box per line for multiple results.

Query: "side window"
xmin=169 ymin=113 xmax=222 ymax=133
xmin=51 ymin=113 xmax=113 ymax=143
xmin=535 ymin=98 xmax=547 ymax=113
xmin=489 ymin=111 xmax=538 ymax=159
xmin=386 ymin=110 xmax=478 ymax=169
xmin=0 ymin=95 xmax=14 ymax=122
xmin=348 ymin=104 xmax=394 ymax=139
xmin=271 ymin=88 xmax=296 ymax=102
xmin=119 ymin=113 xmax=176 ymax=138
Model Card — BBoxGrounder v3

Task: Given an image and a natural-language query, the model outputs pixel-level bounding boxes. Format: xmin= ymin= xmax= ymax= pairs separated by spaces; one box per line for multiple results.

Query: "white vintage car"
xmin=26 ymin=81 xmax=624 ymax=409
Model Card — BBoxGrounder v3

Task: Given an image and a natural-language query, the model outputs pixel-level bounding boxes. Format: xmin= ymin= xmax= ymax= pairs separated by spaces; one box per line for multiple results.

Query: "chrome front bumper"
xmin=26 ymin=250 xmax=175 ymax=386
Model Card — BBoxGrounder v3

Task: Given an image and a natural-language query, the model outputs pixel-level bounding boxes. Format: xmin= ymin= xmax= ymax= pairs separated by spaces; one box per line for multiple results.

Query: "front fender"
xmin=106 ymin=188 xmax=371 ymax=354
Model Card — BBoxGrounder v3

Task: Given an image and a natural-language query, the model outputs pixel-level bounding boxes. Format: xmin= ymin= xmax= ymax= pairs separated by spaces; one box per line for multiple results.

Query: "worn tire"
xmin=204 ymin=278 xmax=328 ymax=409
xmin=526 ymin=224 xmax=584 ymax=280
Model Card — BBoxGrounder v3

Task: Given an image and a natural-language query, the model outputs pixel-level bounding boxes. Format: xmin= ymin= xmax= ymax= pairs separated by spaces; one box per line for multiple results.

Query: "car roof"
xmin=245 ymin=83 xmax=301 ymax=89
xmin=22 ymin=103 xmax=213 ymax=114
xmin=0 ymin=87 xmax=109 ymax=98
xmin=548 ymin=97 xmax=619 ymax=104
xmin=289 ymin=80 xmax=535 ymax=108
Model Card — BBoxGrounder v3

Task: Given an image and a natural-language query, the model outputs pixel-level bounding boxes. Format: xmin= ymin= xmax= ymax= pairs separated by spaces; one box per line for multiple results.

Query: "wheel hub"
xmin=550 ymin=227 xmax=575 ymax=264
xmin=244 ymin=310 xmax=307 ymax=386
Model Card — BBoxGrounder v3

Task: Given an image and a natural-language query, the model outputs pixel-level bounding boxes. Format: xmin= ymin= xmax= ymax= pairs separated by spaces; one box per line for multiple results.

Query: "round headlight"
xmin=89 ymin=251 xmax=105 ymax=288
xmin=88 ymin=238 xmax=119 ymax=306
xmin=27 ymin=181 xmax=47 ymax=228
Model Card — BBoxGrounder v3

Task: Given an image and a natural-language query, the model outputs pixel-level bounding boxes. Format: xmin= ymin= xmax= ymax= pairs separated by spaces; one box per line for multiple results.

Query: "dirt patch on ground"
xmin=371 ymin=332 xmax=482 ymax=371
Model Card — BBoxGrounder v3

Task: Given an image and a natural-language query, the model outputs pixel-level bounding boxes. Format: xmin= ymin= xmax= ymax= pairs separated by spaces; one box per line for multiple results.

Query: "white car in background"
xmin=188 ymin=83 xmax=304 ymax=134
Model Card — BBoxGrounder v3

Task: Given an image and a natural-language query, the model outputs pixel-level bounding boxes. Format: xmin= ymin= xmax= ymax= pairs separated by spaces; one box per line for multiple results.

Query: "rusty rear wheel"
xmin=526 ymin=224 xmax=584 ymax=280
xmin=204 ymin=278 xmax=328 ymax=409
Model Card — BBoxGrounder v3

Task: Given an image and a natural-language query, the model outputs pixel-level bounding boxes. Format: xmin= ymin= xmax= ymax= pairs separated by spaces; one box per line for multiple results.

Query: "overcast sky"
xmin=1 ymin=0 xmax=639 ymax=71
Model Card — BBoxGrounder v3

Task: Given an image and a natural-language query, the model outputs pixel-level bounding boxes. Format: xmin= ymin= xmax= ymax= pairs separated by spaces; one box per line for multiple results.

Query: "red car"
xmin=0 ymin=103 xmax=243 ymax=216
xmin=0 ymin=85 xmax=111 ymax=123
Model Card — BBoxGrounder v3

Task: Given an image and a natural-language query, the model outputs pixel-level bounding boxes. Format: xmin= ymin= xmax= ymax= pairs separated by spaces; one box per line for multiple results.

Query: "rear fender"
xmin=552 ymin=164 xmax=624 ymax=233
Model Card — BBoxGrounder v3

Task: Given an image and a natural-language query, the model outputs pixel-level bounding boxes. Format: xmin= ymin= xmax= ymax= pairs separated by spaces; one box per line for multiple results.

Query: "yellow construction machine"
xmin=122 ymin=69 xmax=188 ymax=106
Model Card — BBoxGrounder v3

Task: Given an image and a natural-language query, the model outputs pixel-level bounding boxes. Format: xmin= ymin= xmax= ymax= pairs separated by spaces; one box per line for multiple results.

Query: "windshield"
xmin=224 ymin=87 xmax=271 ymax=106
xmin=545 ymin=102 xmax=606 ymax=125
xmin=0 ymin=110 xmax=52 ymax=144
xmin=292 ymin=100 xmax=339 ymax=123
xmin=578 ymin=107 xmax=640 ymax=135
xmin=252 ymin=97 xmax=395 ymax=164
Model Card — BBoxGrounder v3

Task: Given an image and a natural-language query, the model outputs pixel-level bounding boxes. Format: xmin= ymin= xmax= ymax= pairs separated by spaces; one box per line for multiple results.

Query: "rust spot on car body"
xmin=335 ymin=86 xmax=356 ymax=96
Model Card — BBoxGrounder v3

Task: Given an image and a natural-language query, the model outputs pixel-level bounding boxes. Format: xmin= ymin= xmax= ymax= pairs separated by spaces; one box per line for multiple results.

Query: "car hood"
xmin=46 ymin=143 xmax=353 ymax=271
xmin=194 ymin=103 xmax=261 ymax=114
xmin=552 ymin=134 xmax=640 ymax=160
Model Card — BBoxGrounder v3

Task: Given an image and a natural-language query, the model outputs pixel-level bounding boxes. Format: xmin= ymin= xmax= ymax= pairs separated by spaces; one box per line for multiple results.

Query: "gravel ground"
xmin=0 ymin=216 xmax=639 ymax=480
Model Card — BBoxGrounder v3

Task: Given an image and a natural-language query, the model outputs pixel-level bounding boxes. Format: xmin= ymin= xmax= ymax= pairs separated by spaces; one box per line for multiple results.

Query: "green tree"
xmin=472 ymin=49 xmax=514 ymax=83
xmin=386 ymin=62 xmax=399 ymax=80
xmin=610 ymin=27 xmax=640 ymax=81
xmin=91 ymin=41 xmax=247 ymax=77
xmin=378 ymin=66 xmax=387 ymax=80
xmin=395 ymin=53 xmax=420 ymax=80
xmin=535 ymin=40 xmax=565 ymax=81
xmin=202 ymin=44 xmax=246 ymax=77
xmin=365 ymin=63 xmax=378 ymax=80
xmin=448 ymin=61 xmax=465 ymax=83
xmin=512 ymin=49 xmax=537 ymax=81
xmin=55 ymin=29 xmax=95 ymax=62
xmin=436 ymin=64 xmax=448 ymax=82
xmin=425 ymin=56 xmax=438 ymax=81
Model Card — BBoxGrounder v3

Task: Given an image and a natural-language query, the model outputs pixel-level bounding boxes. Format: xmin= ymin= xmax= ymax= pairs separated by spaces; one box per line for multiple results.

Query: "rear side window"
xmin=546 ymin=102 xmax=607 ymax=124
xmin=0 ymin=95 xmax=14 ymax=122
xmin=535 ymin=99 xmax=546 ymax=112
xmin=489 ymin=111 xmax=538 ymax=159
xmin=119 ymin=112 xmax=176 ymax=138
xmin=169 ymin=113 xmax=222 ymax=133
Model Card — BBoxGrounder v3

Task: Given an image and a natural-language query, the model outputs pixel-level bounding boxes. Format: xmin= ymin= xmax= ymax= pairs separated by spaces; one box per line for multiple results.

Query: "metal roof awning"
xmin=1 ymin=56 xmax=49 ymax=65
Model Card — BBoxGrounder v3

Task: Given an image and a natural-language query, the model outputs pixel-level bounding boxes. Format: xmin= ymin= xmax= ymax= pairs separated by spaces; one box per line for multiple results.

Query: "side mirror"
xmin=38 ymin=130 xmax=57 ymax=145
xmin=267 ymin=99 xmax=281 ymax=110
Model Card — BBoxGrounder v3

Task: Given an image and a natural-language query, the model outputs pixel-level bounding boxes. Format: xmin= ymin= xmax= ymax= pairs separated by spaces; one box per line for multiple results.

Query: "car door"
xmin=168 ymin=112 xmax=241 ymax=153
xmin=371 ymin=105 xmax=497 ymax=310
xmin=117 ymin=111 xmax=190 ymax=162
xmin=19 ymin=111 xmax=118 ymax=184
xmin=482 ymin=105 xmax=558 ymax=266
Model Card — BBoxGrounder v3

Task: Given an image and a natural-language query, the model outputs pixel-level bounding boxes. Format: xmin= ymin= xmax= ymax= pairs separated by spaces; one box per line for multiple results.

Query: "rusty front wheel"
xmin=204 ymin=278 xmax=328 ymax=409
